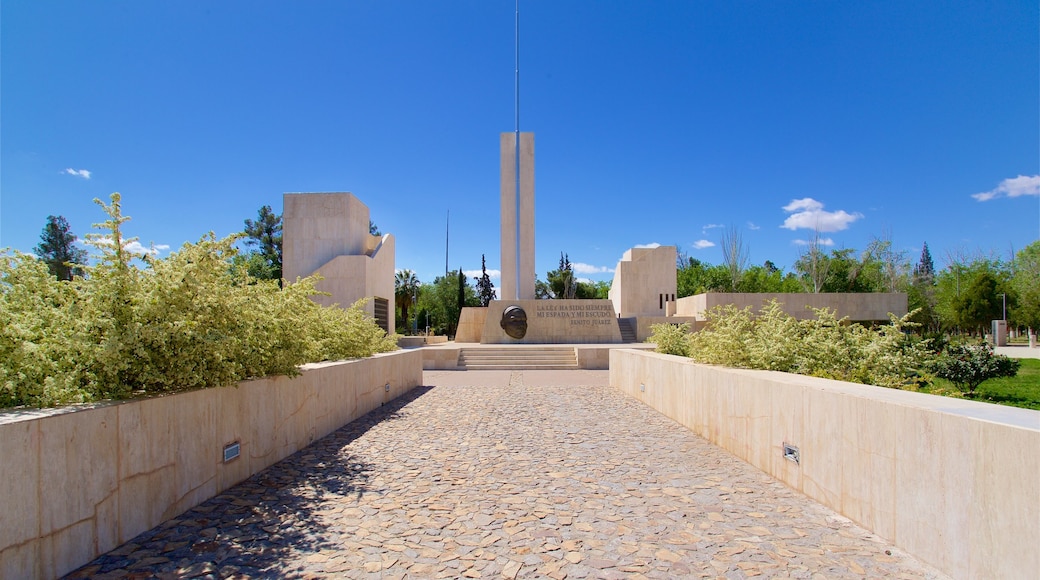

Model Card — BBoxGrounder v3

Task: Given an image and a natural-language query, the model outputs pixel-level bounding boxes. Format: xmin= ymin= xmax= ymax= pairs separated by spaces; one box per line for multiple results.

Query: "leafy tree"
xmin=934 ymin=252 xmax=1014 ymax=334
xmin=1010 ymin=241 xmax=1040 ymax=332
xmin=416 ymin=273 xmax=478 ymax=336
xmin=949 ymin=268 xmax=1008 ymax=335
xmin=33 ymin=215 xmax=87 ymax=281
xmin=738 ymin=263 xmax=802 ymax=293
xmin=931 ymin=343 xmax=1020 ymax=396
xmin=476 ymin=254 xmax=496 ymax=306
xmin=242 ymin=205 xmax=282 ymax=281
xmin=816 ymin=248 xmax=882 ymax=293
xmin=230 ymin=251 xmax=278 ymax=280
xmin=676 ymin=257 xmax=731 ymax=297
xmin=545 ymin=253 xmax=577 ymax=299
xmin=370 ymin=221 xmax=381 ymax=236
xmin=457 ymin=268 xmax=466 ymax=317
xmin=535 ymin=278 xmax=553 ymax=299
xmin=590 ymin=280 xmax=611 ymax=299
xmin=395 ymin=269 xmax=420 ymax=332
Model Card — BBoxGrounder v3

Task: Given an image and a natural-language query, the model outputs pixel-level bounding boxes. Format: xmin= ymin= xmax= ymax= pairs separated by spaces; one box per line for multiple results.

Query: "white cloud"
xmin=692 ymin=239 xmax=715 ymax=249
xmin=634 ymin=242 xmax=661 ymax=249
xmin=782 ymin=198 xmax=823 ymax=213
xmin=125 ymin=241 xmax=170 ymax=255
xmin=781 ymin=197 xmax=862 ymax=232
xmin=972 ymin=175 xmax=1040 ymax=201
xmin=576 ymin=277 xmax=595 ymax=285
xmin=88 ymin=236 xmax=169 ymax=256
xmin=701 ymin=223 xmax=724 ymax=234
xmin=64 ymin=168 xmax=91 ymax=179
xmin=747 ymin=221 xmax=760 ymax=230
xmin=792 ymin=237 xmax=834 ymax=247
xmin=572 ymin=262 xmax=614 ymax=275
xmin=462 ymin=269 xmax=500 ymax=279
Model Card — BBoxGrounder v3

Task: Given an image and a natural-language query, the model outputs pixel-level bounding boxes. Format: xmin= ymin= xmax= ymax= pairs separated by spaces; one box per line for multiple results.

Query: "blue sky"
xmin=2 ymin=1 xmax=1038 ymax=288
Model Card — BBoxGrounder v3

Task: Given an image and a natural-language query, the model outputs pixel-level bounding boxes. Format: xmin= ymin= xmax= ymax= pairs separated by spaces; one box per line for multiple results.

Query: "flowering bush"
xmin=930 ymin=342 xmax=1019 ymax=396
xmin=0 ymin=194 xmax=396 ymax=409
xmin=649 ymin=322 xmax=692 ymax=357
xmin=658 ymin=300 xmax=931 ymax=389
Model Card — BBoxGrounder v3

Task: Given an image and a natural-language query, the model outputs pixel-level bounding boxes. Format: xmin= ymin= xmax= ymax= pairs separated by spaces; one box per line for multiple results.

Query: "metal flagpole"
xmin=514 ymin=0 xmax=521 ymax=300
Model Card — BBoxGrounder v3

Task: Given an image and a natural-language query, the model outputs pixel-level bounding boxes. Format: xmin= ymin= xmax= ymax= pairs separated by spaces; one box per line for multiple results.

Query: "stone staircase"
xmin=458 ymin=347 xmax=579 ymax=370
xmin=618 ymin=318 xmax=638 ymax=343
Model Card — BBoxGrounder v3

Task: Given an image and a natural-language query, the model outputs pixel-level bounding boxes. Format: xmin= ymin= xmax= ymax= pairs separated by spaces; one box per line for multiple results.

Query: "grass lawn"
xmin=925 ymin=358 xmax=1040 ymax=411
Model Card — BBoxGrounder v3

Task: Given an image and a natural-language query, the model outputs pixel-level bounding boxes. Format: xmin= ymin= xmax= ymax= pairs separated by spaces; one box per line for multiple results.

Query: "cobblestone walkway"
xmin=67 ymin=370 xmax=947 ymax=579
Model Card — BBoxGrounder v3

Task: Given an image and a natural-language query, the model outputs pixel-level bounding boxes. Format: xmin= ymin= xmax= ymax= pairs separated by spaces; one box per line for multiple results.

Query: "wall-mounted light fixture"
xmin=223 ymin=441 xmax=241 ymax=463
xmin=783 ymin=443 xmax=800 ymax=465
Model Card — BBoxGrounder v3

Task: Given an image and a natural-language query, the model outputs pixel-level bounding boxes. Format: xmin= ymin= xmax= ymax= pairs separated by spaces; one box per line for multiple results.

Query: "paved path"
xmin=67 ymin=370 xmax=947 ymax=579
xmin=996 ymin=344 xmax=1040 ymax=359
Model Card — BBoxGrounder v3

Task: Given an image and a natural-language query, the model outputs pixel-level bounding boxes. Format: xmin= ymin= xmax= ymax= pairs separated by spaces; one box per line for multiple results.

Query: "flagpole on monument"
xmin=513 ymin=0 xmax=521 ymax=300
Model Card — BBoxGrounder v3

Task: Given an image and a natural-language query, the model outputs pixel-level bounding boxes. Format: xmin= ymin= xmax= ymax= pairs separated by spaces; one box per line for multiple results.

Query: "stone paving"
xmin=66 ymin=370 xmax=947 ymax=579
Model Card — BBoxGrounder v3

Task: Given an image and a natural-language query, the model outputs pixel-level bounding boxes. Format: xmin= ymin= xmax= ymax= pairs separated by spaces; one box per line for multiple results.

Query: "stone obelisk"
xmin=500 ymin=132 xmax=535 ymax=300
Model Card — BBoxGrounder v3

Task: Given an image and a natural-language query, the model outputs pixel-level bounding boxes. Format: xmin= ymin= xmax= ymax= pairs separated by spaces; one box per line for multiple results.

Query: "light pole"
xmin=999 ymin=293 xmax=1006 ymax=321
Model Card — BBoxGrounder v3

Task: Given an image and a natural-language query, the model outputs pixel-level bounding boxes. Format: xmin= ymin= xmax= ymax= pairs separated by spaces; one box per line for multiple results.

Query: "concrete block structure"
xmin=676 ymin=292 xmax=908 ymax=322
xmin=0 ymin=351 xmax=423 ymax=580
xmin=609 ymin=245 xmax=678 ymax=318
xmin=500 ymin=132 xmax=535 ymax=300
xmin=610 ymin=349 xmax=1040 ymax=580
xmin=283 ymin=193 xmax=395 ymax=333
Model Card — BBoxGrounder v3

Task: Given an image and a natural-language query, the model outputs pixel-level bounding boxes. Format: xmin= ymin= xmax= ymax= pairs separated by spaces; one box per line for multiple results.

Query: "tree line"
xmin=30 ymin=206 xmax=1038 ymax=340
xmin=678 ymin=230 xmax=1039 ymax=338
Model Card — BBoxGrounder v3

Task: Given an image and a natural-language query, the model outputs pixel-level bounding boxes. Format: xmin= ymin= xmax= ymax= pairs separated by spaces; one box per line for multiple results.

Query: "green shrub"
xmin=649 ymin=322 xmax=692 ymax=357
xmin=686 ymin=300 xmax=930 ymax=389
xmin=930 ymin=343 xmax=1020 ymax=396
xmin=0 ymin=193 xmax=397 ymax=409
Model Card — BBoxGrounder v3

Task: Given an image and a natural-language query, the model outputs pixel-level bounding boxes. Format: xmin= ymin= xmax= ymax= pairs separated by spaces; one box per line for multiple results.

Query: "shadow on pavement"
xmin=64 ymin=385 xmax=435 ymax=579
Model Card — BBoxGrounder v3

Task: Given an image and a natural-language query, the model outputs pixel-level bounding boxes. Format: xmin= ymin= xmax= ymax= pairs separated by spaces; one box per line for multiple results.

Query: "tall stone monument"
xmin=500 ymin=132 xmax=536 ymax=300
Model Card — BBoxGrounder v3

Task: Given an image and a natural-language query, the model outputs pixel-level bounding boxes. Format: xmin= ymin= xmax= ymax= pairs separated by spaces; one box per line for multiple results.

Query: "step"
xmin=618 ymin=318 xmax=638 ymax=343
xmin=457 ymin=347 xmax=579 ymax=370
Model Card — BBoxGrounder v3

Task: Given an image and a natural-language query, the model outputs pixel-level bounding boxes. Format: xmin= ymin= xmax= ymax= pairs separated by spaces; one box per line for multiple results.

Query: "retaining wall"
xmin=609 ymin=349 xmax=1039 ymax=580
xmin=0 ymin=349 xmax=423 ymax=580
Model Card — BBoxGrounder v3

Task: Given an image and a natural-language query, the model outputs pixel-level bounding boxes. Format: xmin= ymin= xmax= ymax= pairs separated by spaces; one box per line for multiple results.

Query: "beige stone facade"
xmin=0 ymin=351 xmax=423 ymax=580
xmin=677 ymin=292 xmax=908 ymax=322
xmin=610 ymin=348 xmax=1039 ymax=580
xmin=499 ymin=132 xmax=536 ymax=301
xmin=454 ymin=307 xmax=488 ymax=343
xmin=608 ymin=246 xmax=678 ymax=318
xmin=283 ymin=192 xmax=395 ymax=333
xmin=480 ymin=299 xmax=622 ymax=344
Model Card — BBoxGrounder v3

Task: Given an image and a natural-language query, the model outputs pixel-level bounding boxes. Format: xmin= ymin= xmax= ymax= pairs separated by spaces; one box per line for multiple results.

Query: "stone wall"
xmin=609 ymin=349 xmax=1039 ymax=580
xmin=481 ymin=300 xmax=622 ymax=344
xmin=0 ymin=350 xmax=423 ymax=580
xmin=455 ymin=307 xmax=489 ymax=343
xmin=675 ymin=292 xmax=907 ymax=321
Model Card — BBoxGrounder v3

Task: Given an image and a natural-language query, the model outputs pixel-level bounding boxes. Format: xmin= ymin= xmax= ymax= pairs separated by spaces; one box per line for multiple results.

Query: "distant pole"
xmin=445 ymin=210 xmax=450 ymax=277
xmin=513 ymin=0 xmax=521 ymax=300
